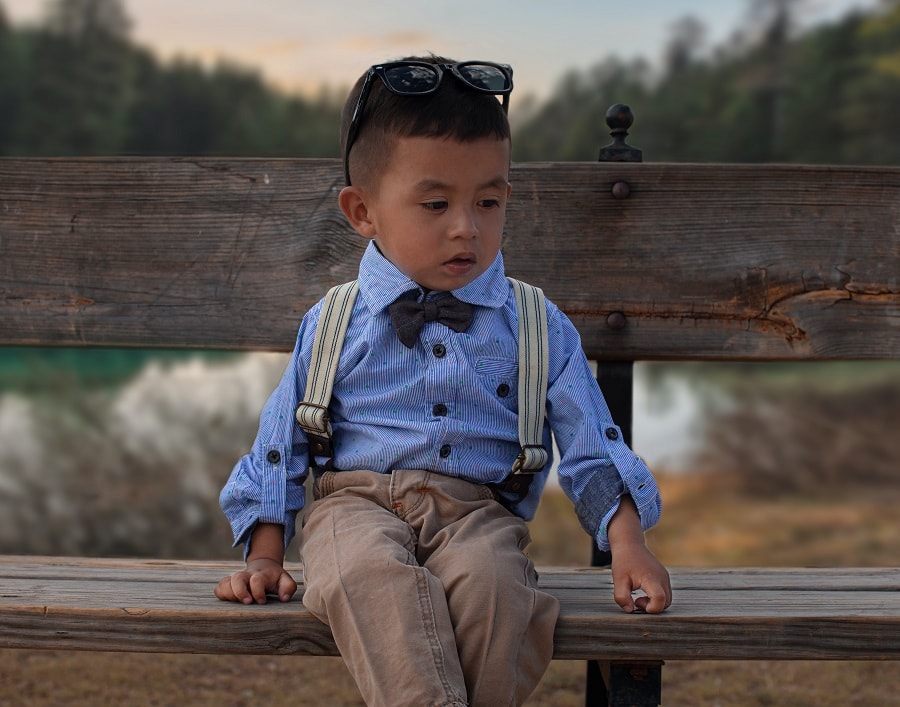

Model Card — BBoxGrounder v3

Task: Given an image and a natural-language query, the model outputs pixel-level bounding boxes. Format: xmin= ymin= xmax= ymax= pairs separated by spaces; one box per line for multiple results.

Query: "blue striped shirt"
xmin=220 ymin=241 xmax=661 ymax=553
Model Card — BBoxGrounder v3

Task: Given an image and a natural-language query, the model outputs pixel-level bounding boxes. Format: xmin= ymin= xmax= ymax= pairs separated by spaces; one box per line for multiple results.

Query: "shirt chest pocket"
xmin=474 ymin=356 xmax=519 ymax=410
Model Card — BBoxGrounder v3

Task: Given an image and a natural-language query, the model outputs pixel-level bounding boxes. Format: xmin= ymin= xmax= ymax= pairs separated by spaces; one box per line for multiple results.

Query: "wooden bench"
xmin=1 ymin=112 xmax=899 ymax=705
xmin=4 ymin=556 xmax=899 ymax=660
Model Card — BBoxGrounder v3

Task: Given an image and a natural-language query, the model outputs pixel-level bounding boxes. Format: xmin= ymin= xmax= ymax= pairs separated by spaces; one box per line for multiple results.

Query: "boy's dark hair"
xmin=341 ymin=55 xmax=511 ymax=188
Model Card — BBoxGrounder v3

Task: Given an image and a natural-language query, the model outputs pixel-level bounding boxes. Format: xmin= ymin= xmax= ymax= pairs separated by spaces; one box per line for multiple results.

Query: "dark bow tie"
xmin=388 ymin=291 xmax=474 ymax=348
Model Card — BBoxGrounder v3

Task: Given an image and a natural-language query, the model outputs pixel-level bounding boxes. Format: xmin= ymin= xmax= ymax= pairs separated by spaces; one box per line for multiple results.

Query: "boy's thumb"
xmin=277 ymin=570 xmax=298 ymax=602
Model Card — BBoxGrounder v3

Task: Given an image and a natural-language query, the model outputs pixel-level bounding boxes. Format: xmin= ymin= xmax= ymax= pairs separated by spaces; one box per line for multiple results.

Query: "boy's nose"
xmin=448 ymin=207 xmax=479 ymax=239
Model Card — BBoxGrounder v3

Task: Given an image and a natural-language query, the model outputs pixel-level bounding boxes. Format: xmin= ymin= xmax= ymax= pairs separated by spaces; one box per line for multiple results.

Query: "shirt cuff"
xmin=575 ymin=428 xmax=663 ymax=551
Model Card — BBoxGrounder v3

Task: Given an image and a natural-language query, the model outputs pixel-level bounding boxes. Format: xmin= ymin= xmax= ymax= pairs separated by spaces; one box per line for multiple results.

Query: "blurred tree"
xmin=842 ymin=1 xmax=900 ymax=163
xmin=279 ymin=89 xmax=344 ymax=157
xmin=0 ymin=2 xmax=23 ymax=153
xmin=123 ymin=58 xmax=342 ymax=157
xmin=640 ymin=15 xmax=714 ymax=161
xmin=207 ymin=62 xmax=287 ymax=155
xmin=664 ymin=15 xmax=707 ymax=74
xmin=780 ymin=13 xmax=863 ymax=163
xmin=44 ymin=0 xmax=130 ymax=39
xmin=13 ymin=0 xmax=138 ymax=154
xmin=742 ymin=0 xmax=811 ymax=160
xmin=125 ymin=57 xmax=219 ymax=155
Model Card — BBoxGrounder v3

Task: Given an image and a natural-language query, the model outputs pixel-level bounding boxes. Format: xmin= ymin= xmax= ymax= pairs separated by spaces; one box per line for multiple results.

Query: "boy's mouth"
xmin=444 ymin=255 xmax=476 ymax=275
xmin=445 ymin=254 xmax=475 ymax=266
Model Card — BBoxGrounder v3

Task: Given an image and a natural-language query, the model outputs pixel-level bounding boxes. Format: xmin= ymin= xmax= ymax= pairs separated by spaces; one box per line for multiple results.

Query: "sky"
xmin=3 ymin=0 xmax=883 ymax=104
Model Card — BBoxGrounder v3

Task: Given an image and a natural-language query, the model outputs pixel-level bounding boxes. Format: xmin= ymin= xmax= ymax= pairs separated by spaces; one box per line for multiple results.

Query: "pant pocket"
xmin=312 ymin=470 xmax=335 ymax=500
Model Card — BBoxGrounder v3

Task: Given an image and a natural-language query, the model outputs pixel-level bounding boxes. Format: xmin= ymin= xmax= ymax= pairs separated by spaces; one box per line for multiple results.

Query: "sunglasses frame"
xmin=343 ymin=60 xmax=513 ymax=186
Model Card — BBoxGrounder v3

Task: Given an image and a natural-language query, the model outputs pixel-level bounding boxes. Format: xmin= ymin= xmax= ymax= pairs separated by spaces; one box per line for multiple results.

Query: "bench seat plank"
xmin=1 ymin=557 xmax=897 ymax=661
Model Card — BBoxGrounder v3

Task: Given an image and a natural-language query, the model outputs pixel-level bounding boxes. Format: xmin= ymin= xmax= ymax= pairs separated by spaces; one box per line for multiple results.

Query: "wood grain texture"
xmin=1 ymin=557 xmax=898 ymax=660
xmin=2 ymin=158 xmax=897 ymax=359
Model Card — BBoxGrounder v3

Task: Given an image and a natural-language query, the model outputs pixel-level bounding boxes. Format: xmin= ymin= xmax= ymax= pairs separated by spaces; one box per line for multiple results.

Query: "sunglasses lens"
xmin=457 ymin=64 xmax=511 ymax=92
xmin=382 ymin=65 xmax=440 ymax=94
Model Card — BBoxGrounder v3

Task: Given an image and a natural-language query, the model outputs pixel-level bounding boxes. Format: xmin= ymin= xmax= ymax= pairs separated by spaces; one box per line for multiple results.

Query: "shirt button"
xmin=496 ymin=383 xmax=510 ymax=398
xmin=605 ymin=428 xmax=619 ymax=441
xmin=439 ymin=444 xmax=452 ymax=458
xmin=266 ymin=449 xmax=282 ymax=465
xmin=433 ymin=403 xmax=448 ymax=416
xmin=432 ymin=343 xmax=446 ymax=358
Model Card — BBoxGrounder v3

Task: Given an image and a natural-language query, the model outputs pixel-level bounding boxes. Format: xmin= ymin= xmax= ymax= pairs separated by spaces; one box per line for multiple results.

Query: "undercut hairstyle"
xmin=341 ymin=55 xmax=512 ymax=188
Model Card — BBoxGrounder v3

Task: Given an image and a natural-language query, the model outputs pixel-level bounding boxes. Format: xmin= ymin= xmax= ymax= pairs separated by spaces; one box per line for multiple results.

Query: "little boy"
xmin=216 ymin=55 xmax=671 ymax=706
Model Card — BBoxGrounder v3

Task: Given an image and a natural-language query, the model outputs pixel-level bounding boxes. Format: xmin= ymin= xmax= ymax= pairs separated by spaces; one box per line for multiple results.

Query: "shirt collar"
xmin=356 ymin=241 xmax=509 ymax=314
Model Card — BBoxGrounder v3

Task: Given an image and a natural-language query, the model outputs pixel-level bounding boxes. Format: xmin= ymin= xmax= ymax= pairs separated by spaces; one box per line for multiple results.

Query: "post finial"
xmin=598 ymin=104 xmax=642 ymax=163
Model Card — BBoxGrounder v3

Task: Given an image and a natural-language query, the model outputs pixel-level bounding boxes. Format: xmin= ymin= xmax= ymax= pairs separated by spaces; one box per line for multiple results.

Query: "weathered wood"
xmin=1 ymin=557 xmax=898 ymax=661
xmin=2 ymin=158 xmax=897 ymax=359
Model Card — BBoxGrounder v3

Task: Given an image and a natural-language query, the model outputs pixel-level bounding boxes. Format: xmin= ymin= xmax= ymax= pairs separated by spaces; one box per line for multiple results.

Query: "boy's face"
xmin=341 ymin=135 xmax=511 ymax=292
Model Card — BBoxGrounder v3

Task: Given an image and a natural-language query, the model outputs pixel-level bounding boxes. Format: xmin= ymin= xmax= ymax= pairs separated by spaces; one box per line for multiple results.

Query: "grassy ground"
xmin=1 ymin=473 xmax=898 ymax=706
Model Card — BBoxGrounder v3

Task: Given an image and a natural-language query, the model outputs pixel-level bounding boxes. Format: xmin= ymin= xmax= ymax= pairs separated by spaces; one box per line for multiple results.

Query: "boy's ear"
xmin=338 ymin=186 xmax=377 ymax=238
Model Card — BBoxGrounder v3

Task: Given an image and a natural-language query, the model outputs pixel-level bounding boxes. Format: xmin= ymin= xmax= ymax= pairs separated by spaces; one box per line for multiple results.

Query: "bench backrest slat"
xmin=2 ymin=158 xmax=897 ymax=360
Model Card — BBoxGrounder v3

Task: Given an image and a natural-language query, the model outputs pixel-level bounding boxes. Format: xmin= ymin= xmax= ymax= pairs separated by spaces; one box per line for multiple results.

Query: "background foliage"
xmin=0 ymin=0 xmax=343 ymax=158
xmin=1 ymin=0 xmax=899 ymax=163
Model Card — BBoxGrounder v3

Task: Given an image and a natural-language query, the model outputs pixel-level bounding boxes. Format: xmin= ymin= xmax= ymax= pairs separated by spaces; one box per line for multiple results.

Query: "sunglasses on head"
xmin=343 ymin=60 xmax=514 ymax=186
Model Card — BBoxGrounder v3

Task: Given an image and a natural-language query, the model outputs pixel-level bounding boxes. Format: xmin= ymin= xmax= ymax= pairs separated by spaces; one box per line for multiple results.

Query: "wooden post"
xmin=593 ymin=102 xmax=641 ymax=567
xmin=588 ymin=105 xmax=662 ymax=707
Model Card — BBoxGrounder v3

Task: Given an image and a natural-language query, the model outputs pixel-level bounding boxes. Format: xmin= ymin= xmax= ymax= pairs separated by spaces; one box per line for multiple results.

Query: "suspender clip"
xmin=296 ymin=402 xmax=333 ymax=457
xmin=511 ymin=444 xmax=548 ymax=474
xmin=307 ymin=433 xmax=333 ymax=458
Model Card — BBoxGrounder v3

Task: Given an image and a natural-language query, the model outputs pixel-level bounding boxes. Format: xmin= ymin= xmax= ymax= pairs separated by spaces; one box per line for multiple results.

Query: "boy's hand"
xmin=606 ymin=495 xmax=672 ymax=614
xmin=215 ymin=522 xmax=296 ymax=604
xmin=611 ymin=542 xmax=672 ymax=614
xmin=214 ymin=558 xmax=297 ymax=605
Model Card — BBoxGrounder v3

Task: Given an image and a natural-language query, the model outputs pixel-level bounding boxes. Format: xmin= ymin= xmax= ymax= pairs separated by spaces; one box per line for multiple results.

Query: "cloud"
xmin=249 ymin=39 xmax=308 ymax=59
xmin=385 ymin=31 xmax=433 ymax=46
xmin=338 ymin=31 xmax=436 ymax=53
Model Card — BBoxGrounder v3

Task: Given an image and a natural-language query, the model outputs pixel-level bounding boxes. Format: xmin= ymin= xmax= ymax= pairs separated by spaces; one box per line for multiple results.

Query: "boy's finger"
xmin=248 ymin=571 xmax=271 ymax=604
xmin=276 ymin=571 xmax=298 ymax=602
xmin=214 ymin=575 xmax=236 ymax=601
xmin=230 ymin=571 xmax=255 ymax=604
xmin=637 ymin=580 xmax=671 ymax=614
xmin=613 ymin=578 xmax=636 ymax=613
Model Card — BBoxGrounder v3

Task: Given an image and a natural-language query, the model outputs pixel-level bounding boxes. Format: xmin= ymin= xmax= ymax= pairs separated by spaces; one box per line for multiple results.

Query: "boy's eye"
xmin=479 ymin=198 xmax=501 ymax=208
xmin=422 ymin=201 xmax=448 ymax=211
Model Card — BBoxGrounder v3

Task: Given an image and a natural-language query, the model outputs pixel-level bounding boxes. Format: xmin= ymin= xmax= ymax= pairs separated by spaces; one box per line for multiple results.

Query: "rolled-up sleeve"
xmin=545 ymin=307 xmax=662 ymax=551
xmin=219 ymin=317 xmax=315 ymax=555
xmin=578 ymin=426 xmax=661 ymax=551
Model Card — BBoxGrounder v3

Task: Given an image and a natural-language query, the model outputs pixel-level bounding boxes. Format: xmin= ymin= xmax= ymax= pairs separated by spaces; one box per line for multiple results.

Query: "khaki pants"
xmin=299 ymin=469 xmax=560 ymax=707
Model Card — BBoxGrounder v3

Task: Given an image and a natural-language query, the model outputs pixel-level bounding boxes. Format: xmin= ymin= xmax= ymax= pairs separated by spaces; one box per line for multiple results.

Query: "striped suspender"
xmin=295 ymin=279 xmax=549 ymax=474
xmin=295 ymin=280 xmax=359 ymax=458
xmin=507 ymin=277 xmax=550 ymax=474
